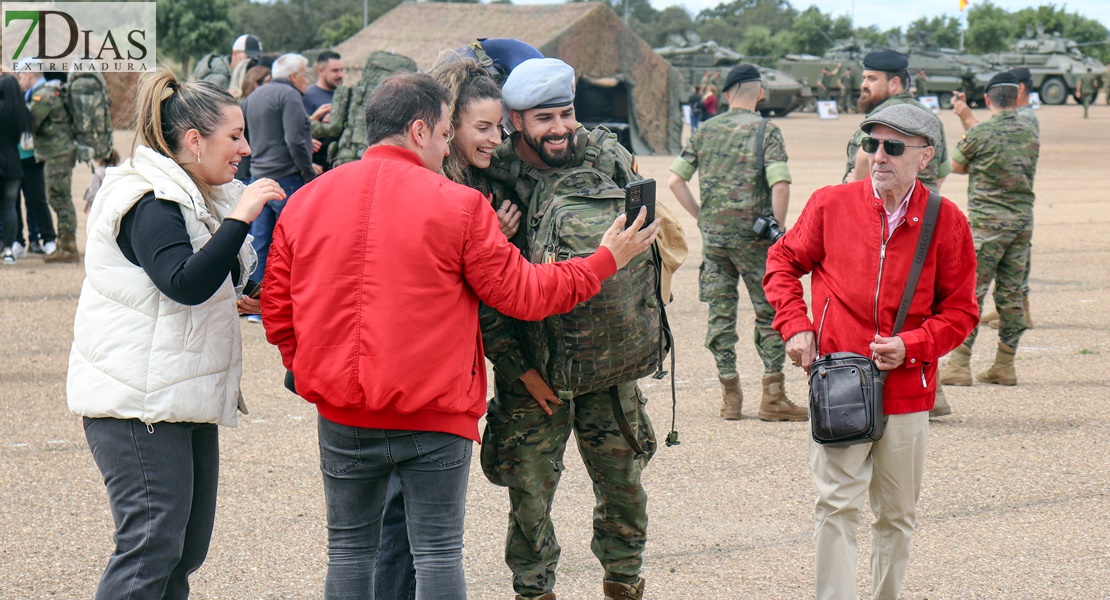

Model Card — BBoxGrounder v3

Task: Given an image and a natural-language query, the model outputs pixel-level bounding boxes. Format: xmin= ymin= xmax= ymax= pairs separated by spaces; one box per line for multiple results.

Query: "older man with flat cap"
xmin=669 ymin=64 xmax=807 ymax=423
xmin=480 ymin=57 xmax=671 ymax=600
xmin=939 ymin=72 xmax=1039 ymax=390
xmin=766 ymin=102 xmax=978 ymax=600
xmin=844 ymin=49 xmax=951 ymax=194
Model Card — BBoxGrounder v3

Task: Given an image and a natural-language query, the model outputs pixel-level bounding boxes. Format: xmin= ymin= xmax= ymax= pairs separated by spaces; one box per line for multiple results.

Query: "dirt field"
xmin=1 ymin=104 xmax=1107 ymax=599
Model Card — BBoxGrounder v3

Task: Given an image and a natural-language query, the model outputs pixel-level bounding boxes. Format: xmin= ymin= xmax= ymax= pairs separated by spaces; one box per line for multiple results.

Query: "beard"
xmin=521 ymin=128 xmax=574 ymax=168
xmin=857 ymin=88 xmax=889 ymax=114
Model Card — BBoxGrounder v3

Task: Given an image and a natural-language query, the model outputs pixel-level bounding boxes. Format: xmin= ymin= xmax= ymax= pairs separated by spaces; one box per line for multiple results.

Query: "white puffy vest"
xmin=67 ymin=146 xmax=255 ymax=426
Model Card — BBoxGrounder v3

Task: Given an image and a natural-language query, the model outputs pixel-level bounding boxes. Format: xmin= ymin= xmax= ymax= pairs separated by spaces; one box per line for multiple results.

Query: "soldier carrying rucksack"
xmin=312 ymin=51 xmax=417 ymax=168
xmin=15 ymin=60 xmax=115 ymax=263
xmin=478 ymin=57 xmax=685 ymax=600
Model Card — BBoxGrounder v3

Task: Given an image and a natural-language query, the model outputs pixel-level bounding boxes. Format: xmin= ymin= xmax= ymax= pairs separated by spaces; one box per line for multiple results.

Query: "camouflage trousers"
xmin=964 ymin=227 xmax=1032 ymax=350
xmin=481 ymin=377 xmax=655 ymax=597
xmin=45 ymin=150 xmax=76 ymax=237
xmin=699 ymin=243 xmax=786 ymax=378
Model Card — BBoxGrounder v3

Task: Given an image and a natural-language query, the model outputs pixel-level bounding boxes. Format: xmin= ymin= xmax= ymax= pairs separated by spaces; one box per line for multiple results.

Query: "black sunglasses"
xmin=860 ymin=136 xmax=929 ymax=156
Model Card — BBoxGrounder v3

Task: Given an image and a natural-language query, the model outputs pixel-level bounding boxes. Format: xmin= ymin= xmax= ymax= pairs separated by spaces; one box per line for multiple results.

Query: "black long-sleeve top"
xmin=116 ymin=192 xmax=248 ymax=305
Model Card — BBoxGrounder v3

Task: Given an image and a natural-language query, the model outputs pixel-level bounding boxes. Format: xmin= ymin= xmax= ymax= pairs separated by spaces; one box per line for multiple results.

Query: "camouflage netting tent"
xmin=334 ymin=1 xmax=683 ymax=155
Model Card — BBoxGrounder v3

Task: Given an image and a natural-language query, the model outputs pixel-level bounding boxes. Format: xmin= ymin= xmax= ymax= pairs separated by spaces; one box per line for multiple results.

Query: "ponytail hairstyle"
xmin=133 ymin=67 xmax=239 ymax=203
xmin=428 ymin=55 xmax=502 ymax=186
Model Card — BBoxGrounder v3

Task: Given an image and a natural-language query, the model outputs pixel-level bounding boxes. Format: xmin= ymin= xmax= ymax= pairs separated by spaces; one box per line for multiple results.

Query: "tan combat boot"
xmin=516 ymin=593 xmax=555 ymax=600
xmin=603 ymin=578 xmax=644 ymax=600
xmin=758 ymin=373 xmax=808 ymax=421
xmin=44 ymin=234 xmax=81 ymax=263
xmin=719 ymin=375 xmax=743 ymax=420
xmin=980 ymin=309 xmax=999 ymax=327
xmin=938 ymin=345 xmax=973 ymax=386
xmin=929 ymin=384 xmax=952 ymax=418
xmin=978 ymin=343 xmax=1017 ymax=386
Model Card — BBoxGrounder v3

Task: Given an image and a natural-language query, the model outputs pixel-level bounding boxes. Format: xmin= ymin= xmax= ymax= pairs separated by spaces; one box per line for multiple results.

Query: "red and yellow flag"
xmin=959 ymin=0 xmax=969 ymax=11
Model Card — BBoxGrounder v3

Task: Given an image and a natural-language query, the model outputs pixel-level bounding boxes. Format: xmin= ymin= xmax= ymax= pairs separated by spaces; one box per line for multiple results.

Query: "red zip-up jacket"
xmin=262 ymin=146 xmax=616 ymax=441
xmin=764 ymin=178 xmax=978 ymax=414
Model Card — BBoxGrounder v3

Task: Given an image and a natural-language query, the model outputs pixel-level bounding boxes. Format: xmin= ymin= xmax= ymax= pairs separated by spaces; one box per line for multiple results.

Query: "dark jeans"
xmin=83 ymin=418 xmax=219 ymax=600
xmin=317 ymin=417 xmax=471 ymax=600
xmin=377 ymin=471 xmax=416 ymax=600
xmin=248 ymin=173 xmax=302 ymax=284
xmin=21 ymin=156 xmax=53 ymax=243
xmin=1 ymin=177 xmax=21 ymax=249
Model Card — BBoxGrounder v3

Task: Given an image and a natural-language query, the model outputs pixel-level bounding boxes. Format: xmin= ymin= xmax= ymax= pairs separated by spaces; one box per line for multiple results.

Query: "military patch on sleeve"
xmin=31 ymin=95 xmax=42 ymax=102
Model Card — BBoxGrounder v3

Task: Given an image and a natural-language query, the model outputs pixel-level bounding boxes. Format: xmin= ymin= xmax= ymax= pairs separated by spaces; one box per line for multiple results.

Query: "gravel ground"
xmin=1 ymin=104 xmax=1107 ymax=599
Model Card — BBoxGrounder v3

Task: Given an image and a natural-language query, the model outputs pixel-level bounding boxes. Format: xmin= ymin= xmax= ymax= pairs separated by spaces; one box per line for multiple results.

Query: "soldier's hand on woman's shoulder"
xmin=599 ymin=208 xmax=660 ymax=270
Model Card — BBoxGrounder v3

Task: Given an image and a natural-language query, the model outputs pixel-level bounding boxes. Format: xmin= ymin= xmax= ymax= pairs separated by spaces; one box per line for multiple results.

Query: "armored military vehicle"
xmin=656 ymin=41 xmax=806 ymax=117
xmin=986 ymin=33 xmax=1107 ymax=105
xmin=777 ymin=41 xmax=993 ymax=110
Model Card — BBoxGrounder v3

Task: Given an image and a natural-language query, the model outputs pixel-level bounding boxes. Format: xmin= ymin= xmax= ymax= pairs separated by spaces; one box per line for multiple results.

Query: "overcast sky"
xmin=516 ymin=0 xmax=1110 ymax=31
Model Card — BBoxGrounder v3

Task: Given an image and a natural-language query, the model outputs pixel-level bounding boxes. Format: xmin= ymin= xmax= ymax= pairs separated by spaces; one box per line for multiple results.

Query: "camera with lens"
xmin=752 ymin=215 xmax=785 ymax=242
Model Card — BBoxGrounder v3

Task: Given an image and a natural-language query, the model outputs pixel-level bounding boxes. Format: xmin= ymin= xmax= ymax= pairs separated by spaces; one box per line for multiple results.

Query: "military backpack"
xmin=65 ymin=72 xmax=114 ymax=163
xmin=330 ymin=51 xmax=417 ymax=167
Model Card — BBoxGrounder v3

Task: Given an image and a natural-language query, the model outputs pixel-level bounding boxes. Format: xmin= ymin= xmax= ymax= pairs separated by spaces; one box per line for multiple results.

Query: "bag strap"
xmin=752 ymin=118 xmax=771 ymax=216
xmin=880 ymin=189 xmax=941 ymax=381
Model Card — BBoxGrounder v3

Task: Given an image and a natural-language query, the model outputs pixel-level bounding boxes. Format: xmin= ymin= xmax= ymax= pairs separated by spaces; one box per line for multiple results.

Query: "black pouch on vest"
xmin=809 ymin=352 xmax=885 ymax=445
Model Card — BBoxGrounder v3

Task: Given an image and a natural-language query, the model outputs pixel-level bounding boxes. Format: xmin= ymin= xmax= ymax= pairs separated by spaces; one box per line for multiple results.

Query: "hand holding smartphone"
xmin=624 ymin=179 xmax=656 ymax=230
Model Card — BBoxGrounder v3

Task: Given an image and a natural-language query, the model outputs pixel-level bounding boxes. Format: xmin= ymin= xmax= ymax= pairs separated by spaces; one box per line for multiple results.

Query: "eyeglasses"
xmin=860 ymin=136 xmax=929 ymax=156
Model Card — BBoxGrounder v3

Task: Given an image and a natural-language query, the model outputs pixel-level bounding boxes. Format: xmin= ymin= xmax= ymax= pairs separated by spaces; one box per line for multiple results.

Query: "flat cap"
xmin=502 ymin=58 xmax=575 ymax=111
xmin=863 ymin=50 xmax=909 ymax=73
xmin=860 ymin=103 xmax=940 ymax=147
xmin=723 ymin=64 xmax=761 ymax=93
xmin=1009 ymin=67 xmax=1033 ymax=84
xmin=986 ymin=71 xmax=1019 ymax=91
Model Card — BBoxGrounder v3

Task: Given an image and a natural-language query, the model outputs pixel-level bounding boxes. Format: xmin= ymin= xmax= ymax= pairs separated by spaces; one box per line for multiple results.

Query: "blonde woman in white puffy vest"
xmin=68 ymin=68 xmax=285 ymax=599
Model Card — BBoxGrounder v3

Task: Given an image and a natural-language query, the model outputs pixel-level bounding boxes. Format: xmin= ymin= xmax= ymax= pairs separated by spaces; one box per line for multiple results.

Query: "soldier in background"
xmin=194 ymin=34 xmax=264 ymax=98
xmin=838 ymin=67 xmax=855 ymax=113
xmin=1077 ymin=67 xmax=1099 ymax=118
xmin=668 ymin=64 xmax=806 ymax=423
xmin=941 ymin=72 xmax=1039 ymax=388
xmin=15 ymin=61 xmax=80 ymax=263
xmin=844 ymin=50 xmax=950 ymax=194
xmin=915 ymin=68 xmax=929 ymax=97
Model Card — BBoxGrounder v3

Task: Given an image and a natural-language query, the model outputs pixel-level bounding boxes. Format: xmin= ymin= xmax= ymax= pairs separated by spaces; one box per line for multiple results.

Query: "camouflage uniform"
xmin=1016 ymin=104 xmax=1039 ymax=297
xmin=1078 ymin=72 xmax=1098 ymax=118
xmin=844 ymin=93 xmax=951 ymax=193
xmin=839 ymin=71 xmax=855 ymax=113
xmin=951 ymin=110 xmax=1039 ymax=350
xmin=480 ymin=127 xmax=656 ymax=598
xmin=670 ymin=108 xmax=790 ymax=378
xmin=28 ymin=83 xmax=77 ymax=238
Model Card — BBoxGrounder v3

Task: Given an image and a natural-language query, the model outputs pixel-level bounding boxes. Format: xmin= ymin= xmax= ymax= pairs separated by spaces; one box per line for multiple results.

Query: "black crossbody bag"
xmin=809 ymin=190 xmax=940 ymax=446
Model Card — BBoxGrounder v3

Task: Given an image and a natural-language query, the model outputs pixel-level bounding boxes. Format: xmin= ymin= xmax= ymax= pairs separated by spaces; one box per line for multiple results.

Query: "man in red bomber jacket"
xmin=261 ymin=73 xmax=659 ymax=598
xmin=764 ymin=103 xmax=978 ymax=600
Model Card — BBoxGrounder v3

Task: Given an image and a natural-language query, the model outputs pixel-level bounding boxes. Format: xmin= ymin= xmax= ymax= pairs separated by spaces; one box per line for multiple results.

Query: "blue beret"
xmin=502 ymin=58 xmax=575 ymax=111
xmin=863 ymin=50 xmax=909 ymax=73
xmin=479 ymin=38 xmax=544 ymax=77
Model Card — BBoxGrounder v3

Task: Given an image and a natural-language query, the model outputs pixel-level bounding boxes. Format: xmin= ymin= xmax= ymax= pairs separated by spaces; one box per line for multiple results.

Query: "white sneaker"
xmin=42 ymin=240 xmax=57 ymax=255
xmin=2 ymin=249 xmax=15 ymax=265
xmin=11 ymin=241 xmax=27 ymax=259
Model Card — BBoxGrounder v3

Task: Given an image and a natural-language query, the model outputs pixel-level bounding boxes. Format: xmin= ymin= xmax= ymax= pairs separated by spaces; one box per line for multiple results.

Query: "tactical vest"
xmin=489 ymin=127 xmax=666 ymax=397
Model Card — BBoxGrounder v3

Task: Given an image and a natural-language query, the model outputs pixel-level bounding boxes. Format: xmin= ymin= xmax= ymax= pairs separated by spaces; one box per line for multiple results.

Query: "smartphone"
xmin=243 ymin=280 xmax=262 ymax=300
xmin=624 ymin=179 xmax=656 ymax=230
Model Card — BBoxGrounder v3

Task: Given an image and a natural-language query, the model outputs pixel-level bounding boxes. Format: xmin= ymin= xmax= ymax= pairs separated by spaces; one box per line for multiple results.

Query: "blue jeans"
xmin=377 ymin=471 xmax=416 ymax=600
xmin=83 ymin=418 xmax=219 ymax=600
xmin=249 ymin=173 xmax=303 ymax=284
xmin=317 ymin=416 xmax=471 ymax=600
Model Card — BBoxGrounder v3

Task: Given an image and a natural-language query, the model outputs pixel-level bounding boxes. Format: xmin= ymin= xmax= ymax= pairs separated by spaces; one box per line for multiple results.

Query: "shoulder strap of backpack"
xmin=752 ymin=118 xmax=772 ymax=216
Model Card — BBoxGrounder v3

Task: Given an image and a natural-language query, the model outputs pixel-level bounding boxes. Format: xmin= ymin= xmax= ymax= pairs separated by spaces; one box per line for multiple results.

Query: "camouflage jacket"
xmin=480 ymin=126 xmax=640 ymax=384
xmin=844 ymin=92 xmax=950 ymax=192
xmin=952 ymin=110 xmax=1039 ymax=230
xmin=670 ymin=108 xmax=790 ymax=247
xmin=28 ymin=81 xmax=75 ymax=159
xmin=323 ymin=52 xmax=417 ymax=167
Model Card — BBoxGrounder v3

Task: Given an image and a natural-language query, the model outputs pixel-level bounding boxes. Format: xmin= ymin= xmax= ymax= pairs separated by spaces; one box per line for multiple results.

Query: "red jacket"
xmin=764 ymin=179 xmax=978 ymax=414
xmin=262 ymin=145 xmax=616 ymax=441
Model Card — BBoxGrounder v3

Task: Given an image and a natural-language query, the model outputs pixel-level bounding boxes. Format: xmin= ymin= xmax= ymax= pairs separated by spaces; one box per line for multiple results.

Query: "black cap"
xmin=862 ymin=50 xmax=908 ymax=73
xmin=723 ymin=64 xmax=761 ymax=93
xmin=1009 ymin=67 xmax=1033 ymax=85
xmin=985 ymin=71 xmax=1019 ymax=91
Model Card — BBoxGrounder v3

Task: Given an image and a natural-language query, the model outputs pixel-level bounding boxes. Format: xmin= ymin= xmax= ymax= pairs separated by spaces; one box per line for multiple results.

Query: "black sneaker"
xmin=28 ymin=240 xmax=44 ymax=254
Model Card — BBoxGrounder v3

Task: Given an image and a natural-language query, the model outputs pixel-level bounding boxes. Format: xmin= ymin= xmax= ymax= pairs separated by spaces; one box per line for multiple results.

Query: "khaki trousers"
xmin=810 ymin=411 xmax=929 ymax=600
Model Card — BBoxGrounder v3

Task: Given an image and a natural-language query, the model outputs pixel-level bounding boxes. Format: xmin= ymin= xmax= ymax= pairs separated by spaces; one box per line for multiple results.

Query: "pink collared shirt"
xmin=874 ymin=180 xmax=916 ymax=239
